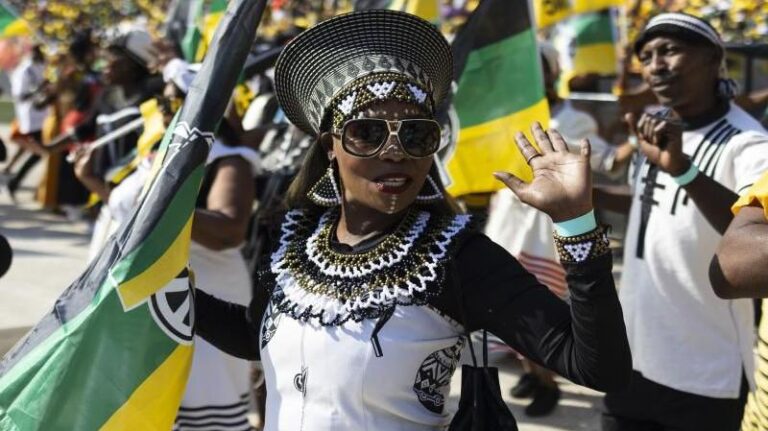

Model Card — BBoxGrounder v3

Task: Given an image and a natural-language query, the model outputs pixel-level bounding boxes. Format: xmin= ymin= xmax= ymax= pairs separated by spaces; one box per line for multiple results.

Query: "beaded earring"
xmin=415 ymin=174 xmax=444 ymax=204
xmin=308 ymin=160 xmax=342 ymax=207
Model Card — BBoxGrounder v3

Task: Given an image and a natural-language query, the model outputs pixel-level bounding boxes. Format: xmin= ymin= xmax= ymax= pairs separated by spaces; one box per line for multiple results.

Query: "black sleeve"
xmin=436 ymin=234 xmax=631 ymax=392
xmin=194 ymin=287 xmax=268 ymax=361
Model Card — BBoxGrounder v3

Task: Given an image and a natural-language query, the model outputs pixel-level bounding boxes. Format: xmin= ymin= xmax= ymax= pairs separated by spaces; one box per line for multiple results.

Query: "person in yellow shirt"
xmin=710 ymin=171 xmax=768 ymax=431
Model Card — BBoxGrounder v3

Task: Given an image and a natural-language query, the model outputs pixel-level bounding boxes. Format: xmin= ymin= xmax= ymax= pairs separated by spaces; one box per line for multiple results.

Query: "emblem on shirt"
xmin=294 ymin=367 xmax=308 ymax=397
xmin=413 ymin=337 xmax=464 ymax=413
xmin=261 ymin=302 xmax=282 ymax=349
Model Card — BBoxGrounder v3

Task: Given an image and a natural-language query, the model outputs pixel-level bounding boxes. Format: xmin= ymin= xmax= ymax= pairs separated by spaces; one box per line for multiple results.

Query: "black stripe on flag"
xmin=452 ymin=0 xmax=531 ymax=79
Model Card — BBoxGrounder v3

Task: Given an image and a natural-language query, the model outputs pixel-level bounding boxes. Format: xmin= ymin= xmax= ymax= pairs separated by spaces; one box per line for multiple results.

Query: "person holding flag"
xmin=193 ymin=9 xmax=631 ymax=429
xmin=0 ymin=1 xmax=267 ymax=429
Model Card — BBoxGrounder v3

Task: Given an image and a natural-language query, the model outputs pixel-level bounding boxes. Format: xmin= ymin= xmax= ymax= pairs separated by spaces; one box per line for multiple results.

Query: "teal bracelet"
xmin=554 ymin=210 xmax=597 ymax=237
xmin=672 ymin=163 xmax=699 ymax=186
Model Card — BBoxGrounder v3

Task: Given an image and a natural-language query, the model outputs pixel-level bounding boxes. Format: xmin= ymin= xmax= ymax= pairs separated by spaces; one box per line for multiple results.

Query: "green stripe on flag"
xmin=0 ymin=289 xmax=176 ymax=430
xmin=573 ymin=12 xmax=614 ymax=46
xmin=454 ymin=29 xmax=544 ymax=129
xmin=446 ymin=0 xmax=549 ymax=197
xmin=109 ymin=166 xmax=204 ymax=284
xmin=0 ymin=6 xmax=15 ymax=33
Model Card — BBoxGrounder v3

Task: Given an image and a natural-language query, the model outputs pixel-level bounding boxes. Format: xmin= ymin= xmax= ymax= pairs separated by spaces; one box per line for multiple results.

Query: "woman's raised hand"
xmin=494 ymin=122 xmax=593 ymax=223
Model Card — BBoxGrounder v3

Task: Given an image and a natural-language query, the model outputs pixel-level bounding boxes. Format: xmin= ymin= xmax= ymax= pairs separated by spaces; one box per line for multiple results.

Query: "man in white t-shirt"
xmin=5 ymin=45 xmax=48 ymax=201
xmin=598 ymin=13 xmax=768 ymax=431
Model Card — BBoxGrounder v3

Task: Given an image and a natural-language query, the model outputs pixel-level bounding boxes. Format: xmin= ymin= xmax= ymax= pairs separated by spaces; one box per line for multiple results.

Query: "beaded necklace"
xmin=266 ymin=208 xmax=472 ymax=326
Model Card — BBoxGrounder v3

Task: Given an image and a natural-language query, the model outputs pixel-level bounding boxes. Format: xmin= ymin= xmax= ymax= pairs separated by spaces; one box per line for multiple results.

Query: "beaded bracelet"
xmin=553 ymin=225 xmax=611 ymax=264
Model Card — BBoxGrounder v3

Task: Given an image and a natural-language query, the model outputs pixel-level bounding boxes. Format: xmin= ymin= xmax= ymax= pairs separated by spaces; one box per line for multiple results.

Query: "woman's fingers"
xmin=531 ymin=122 xmax=554 ymax=153
xmin=547 ymin=128 xmax=569 ymax=152
xmin=493 ymin=171 xmax=528 ymax=198
xmin=514 ymin=132 xmax=542 ymax=166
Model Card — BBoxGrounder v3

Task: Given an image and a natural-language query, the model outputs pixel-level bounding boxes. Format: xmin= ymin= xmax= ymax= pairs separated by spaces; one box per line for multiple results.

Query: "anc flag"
xmin=0 ymin=1 xmax=267 ymax=430
xmin=533 ymin=0 xmax=624 ymax=28
xmin=572 ymin=0 xmax=624 ymax=14
xmin=446 ymin=0 xmax=549 ymax=196
xmin=181 ymin=0 xmax=204 ymax=61
xmin=569 ymin=10 xmax=618 ymax=76
xmin=0 ymin=2 xmax=30 ymax=37
xmin=533 ymin=0 xmax=573 ymax=28
xmin=389 ymin=0 xmax=439 ymax=23
xmin=181 ymin=0 xmax=228 ymax=62
xmin=556 ymin=10 xmax=618 ymax=96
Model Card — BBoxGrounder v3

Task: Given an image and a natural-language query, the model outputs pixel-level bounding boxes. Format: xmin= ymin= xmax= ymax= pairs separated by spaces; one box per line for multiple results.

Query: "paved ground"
xmin=0 ymin=139 xmax=604 ymax=430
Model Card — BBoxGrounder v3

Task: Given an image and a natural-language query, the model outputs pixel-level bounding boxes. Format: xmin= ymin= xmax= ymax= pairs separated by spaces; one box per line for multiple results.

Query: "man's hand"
xmin=626 ymin=112 xmax=689 ymax=175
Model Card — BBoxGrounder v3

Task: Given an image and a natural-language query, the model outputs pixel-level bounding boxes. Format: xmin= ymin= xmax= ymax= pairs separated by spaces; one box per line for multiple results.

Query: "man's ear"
xmin=319 ymin=132 xmax=335 ymax=160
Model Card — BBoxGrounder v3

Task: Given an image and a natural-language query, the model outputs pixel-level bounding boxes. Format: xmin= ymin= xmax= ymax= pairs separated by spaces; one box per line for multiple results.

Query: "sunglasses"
xmin=337 ymin=118 xmax=441 ymax=158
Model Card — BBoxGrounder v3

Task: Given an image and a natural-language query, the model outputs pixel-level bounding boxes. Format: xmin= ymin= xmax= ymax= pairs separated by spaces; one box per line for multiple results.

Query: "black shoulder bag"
xmin=448 ymin=264 xmax=518 ymax=431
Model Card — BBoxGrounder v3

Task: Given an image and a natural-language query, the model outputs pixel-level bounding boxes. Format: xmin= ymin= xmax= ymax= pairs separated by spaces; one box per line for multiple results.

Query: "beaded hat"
xmin=274 ymin=9 xmax=453 ymax=136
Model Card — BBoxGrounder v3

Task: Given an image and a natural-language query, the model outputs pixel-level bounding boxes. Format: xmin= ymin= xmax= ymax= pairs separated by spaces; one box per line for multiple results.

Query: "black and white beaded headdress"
xmin=274 ymin=10 xmax=453 ymax=136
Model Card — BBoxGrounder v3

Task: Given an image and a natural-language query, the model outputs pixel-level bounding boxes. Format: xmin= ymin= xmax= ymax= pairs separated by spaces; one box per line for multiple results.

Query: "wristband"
xmin=672 ymin=162 xmax=699 ymax=186
xmin=554 ymin=225 xmax=611 ymax=264
xmin=554 ymin=210 xmax=597 ymax=237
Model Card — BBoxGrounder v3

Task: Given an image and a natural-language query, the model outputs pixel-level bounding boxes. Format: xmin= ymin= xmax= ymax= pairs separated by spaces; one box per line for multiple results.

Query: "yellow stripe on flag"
xmin=446 ymin=98 xmax=549 ymax=197
xmin=572 ymin=42 xmax=617 ymax=75
xmin=100 ymin=345 xmax=194 ymax=431
xmin=533 ymin=0 xmax=572 ymax=28
xmin=115 ymin=216 xmax=193 ymax=310
xmin=572 ymin=0 xmax=624 ymax=14
xmin=195 ymin=11 xmax=225 ymax=62
xmin=390 ymin=0 xmax=439 ymax=23
xmin=3 ymin=19 xmax=32 ymax=37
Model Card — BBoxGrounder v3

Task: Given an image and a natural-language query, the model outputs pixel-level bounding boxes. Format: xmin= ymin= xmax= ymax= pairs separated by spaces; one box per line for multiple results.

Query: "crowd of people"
xmin=1 ymin=2 xmax=768 ymax=431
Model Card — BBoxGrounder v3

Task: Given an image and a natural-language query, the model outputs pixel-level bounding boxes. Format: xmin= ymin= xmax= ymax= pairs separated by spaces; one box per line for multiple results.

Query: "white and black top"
xmin=196 ymin=207 xmax=630 ymax=430
xmin=622 ymin=102 xmax=768 ymax=398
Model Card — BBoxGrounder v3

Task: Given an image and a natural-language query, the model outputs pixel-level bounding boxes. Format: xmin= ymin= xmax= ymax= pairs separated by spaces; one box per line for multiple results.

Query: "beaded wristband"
xmin=553 ymin=225 xmax=611 ymax=264
xmin=672 ymin=162 xmax=699 ymax=186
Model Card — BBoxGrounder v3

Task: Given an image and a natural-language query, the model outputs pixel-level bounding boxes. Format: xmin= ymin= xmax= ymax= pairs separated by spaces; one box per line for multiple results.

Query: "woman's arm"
xmin=487 ymin=123 xmax=631 ymax=391
xmin=192 ymin=156 xmax=255 ymax=250
xmin=195 ymin=289 xmax=262 ymax=360
xmin=454 ymin=235 xmax=631 ymax=392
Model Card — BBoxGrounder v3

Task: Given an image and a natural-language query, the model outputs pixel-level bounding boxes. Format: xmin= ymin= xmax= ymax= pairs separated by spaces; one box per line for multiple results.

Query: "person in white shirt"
xmin=597 ymin=13 xmax=768 ymax=431
xmin=5 ymin=45 xmax=48 ymax=200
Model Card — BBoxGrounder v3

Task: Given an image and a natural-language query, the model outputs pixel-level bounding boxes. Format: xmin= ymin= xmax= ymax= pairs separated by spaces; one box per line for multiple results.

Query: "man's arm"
xmin=626 ymin=112 xmax=738 ymax=234
xmin=709 ymin=206 xmax=768 ymax=298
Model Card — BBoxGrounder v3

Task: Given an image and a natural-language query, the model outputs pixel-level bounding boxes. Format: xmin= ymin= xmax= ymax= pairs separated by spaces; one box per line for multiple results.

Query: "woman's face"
xmin=328 ymin=99 xmax=435 ymax=215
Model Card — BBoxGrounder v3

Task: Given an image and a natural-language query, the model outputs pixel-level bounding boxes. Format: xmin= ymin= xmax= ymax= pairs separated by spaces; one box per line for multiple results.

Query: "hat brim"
xmin=274 ymin=10 xmax=453 ymax=136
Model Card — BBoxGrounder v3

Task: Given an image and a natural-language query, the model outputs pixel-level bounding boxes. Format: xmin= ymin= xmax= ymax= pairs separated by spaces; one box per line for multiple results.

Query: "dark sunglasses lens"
xmin=342 ymin=119 xmax=388 ymax=156
xmin=399 ymin=121 xmax=441 ymax=157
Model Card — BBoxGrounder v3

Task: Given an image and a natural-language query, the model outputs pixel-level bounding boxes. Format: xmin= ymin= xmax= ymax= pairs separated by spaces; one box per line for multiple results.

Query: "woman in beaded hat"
xmin=195 ymin=9 xmax=631 ymax=429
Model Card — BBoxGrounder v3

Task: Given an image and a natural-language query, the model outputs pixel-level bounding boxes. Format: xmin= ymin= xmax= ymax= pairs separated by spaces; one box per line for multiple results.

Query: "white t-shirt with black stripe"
xmin=621 ymin=103 xmax=768 ymax=398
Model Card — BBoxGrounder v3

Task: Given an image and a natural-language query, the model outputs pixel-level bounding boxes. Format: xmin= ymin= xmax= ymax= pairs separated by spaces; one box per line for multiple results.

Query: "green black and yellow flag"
xmin=0 ymin=1 xmax=266 ymax=430
xmin=446 ymin=0 xmax=550 ymax=197
xmin=0 ymin=1 xmax=31 ymax=37
xmin=181 ymin=0 xmax=228 ymax=62
xmin=569 ymin=10 xmax=618 ymax=76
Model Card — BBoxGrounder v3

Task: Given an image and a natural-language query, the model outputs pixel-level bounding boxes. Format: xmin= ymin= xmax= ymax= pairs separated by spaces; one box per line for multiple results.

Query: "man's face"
xmin=638 ymin=36 xmax=720 ymax=109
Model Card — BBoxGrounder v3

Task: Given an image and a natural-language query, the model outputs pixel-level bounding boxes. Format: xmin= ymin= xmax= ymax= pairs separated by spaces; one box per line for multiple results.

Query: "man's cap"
xmin=108 ymin=29 xmax=155 ymax=69
xmin=634 ymin=13 xmax=723 ymax=55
